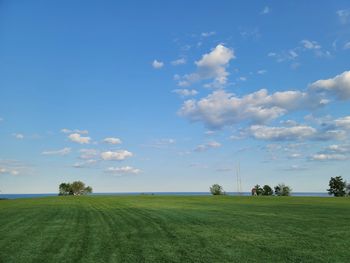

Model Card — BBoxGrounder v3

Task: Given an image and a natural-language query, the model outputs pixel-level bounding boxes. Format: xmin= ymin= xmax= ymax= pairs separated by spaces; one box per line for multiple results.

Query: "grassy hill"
xmin=0 ymin=195 xmax=349 ymax=262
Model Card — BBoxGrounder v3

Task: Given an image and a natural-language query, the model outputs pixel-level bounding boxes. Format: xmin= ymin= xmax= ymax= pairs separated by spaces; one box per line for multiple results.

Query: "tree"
xmin=58 ymin=181 xmax=93 ymax=196
xmin=262 ymin=185 xmax=273 ymax=196
xmin=327 ymin=176 xmax=346 ymax=197
xmin=59 ymin=183 xmax=71 ymax=196
xmin=274 ymin=183 xmax=291 ymax=196
xmin=346 ymin=183 xmax=350 ymax=196
xmin=210 ymin=184 xmax=224 ymax=195
xmin=253 ymin=184 xmax=263 ymax=196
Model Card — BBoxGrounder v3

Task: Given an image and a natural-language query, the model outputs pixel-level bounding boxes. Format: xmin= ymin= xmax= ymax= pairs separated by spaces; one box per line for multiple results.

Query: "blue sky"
xmin=1 ymin=1 xmax=350 ymax=193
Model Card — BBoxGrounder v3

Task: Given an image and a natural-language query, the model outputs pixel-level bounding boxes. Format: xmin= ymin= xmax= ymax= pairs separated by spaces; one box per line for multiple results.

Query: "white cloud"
xmin=105 ymin=166 xmax=141 ymax=175
xmin=195 ymin=141 xmax=221 ymax=152
xmin=309 ymin=71 xmax=350 ymax=100
xmin=103 ymin=137 xmax=122 ymax=145
xmin=176 ymin=44 xmax=235 ymax=88
xmin=179 ymin=89 xmax=324 ymax=129
xmin=0 ymin=167 xmax=19 ymax=176
xmin=201 ymin=31 xmax=216 ymax=37
xmin=260 ymin=6 xmax=270 ymax=15
xmin=300 ymin=40 xmax=321 ymax=50
xmin=257 ymin=69 xmax=267 ymax=75
xmin=13 ymin=133 xmax=24 ymax=140
xmin=101 ymin=150 xmax=133 ymax=161
xmin=334 ymin=116 xmax=350 ymax=129
xmin=172 ymin=89 xmax=198 ymax=97
xmin=73 ymin=159 xmax=97 ymax=168
xmin=42 ymin=147 xmax=71 ymax=156
xmin=311 ymin=153 xmax=347 ymax=161
xmin=152 ymin=60 xmax=164 ymax=69
xmin=61 ymin=128 xmax=88 ymax=134
xmin=337 ymin=9 xmax=350 ymax=24
xmin=249 ymin=125 xmax=317 ymax=141
xmin=79 ymin=149 xmax=99 ymax=159
xmin=171 ymin=58 xmax=186 ymax=65
xmin=68 ymin=133 xmax=91 ymax=144
xmin=344 ymin=42 xmax=350 ymax=50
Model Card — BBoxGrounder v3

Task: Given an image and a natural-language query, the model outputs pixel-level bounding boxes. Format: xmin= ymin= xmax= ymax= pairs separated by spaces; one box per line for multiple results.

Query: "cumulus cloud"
xmin=68 ymin=133 xmax=91 ymax=144
xmin=334 ymin=116 xmax=350 ymax=129
xmin=194 ymin=141 xmax=221 ymax=152
xmin=311 ymin=153 xmax=347 ymax=161
xmin=179 ymin=89 xmax=324 ymax=129
xmin=13 ymin=133 xmax=24 ymax=140
xmin=249 ymin=125 xmax=317 ymax=141
xmin=171 ymin=58 xmax=186 ymax=65
xmin=172 ymin=89 xmax=198 ymax=97
xmin=103 ymin=137 xmax=122 ymax=145
xmin=105 ymin=166 xmax=141 ymax=175
xmin=101 ymin=150 xmax=133 ymax=161
xmin=152 ymin=60 xmax=164 ymax=69
xmin=42 ymin=147 xmax=71 ymax=156
xmin=176 ymin=44 xmax=235 ymax=88
xmin=309 ymin=71 xmax=350 ymax=100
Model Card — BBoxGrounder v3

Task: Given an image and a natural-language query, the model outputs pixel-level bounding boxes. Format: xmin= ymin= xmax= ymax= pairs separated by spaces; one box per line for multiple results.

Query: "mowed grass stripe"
xmin=0 ymin=196 xmax=350 ymax=263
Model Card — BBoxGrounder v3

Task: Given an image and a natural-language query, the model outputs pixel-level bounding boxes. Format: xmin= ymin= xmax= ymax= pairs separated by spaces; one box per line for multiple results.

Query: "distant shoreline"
xmin=0 ymin=192 xmax=330 ymax=199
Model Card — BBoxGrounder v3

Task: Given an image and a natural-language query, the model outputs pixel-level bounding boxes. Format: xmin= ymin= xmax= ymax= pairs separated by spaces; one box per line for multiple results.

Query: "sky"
xmin=1 ymin=1 xmax=350 ymax=193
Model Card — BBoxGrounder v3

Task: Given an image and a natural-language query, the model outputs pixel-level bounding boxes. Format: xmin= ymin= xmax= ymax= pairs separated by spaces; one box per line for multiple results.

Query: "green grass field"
xmin=0 ymin=196 xmax=349 ymax=263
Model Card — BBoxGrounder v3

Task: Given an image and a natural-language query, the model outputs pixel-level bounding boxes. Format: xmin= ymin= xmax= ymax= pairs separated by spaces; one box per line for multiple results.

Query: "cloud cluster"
xmin=103 ymin=137 xmax=122 ymax=145
xmin=101 ymin=150 xmax=133 ymax=161
xmin=179 ymin=71 xmax=350 ymax=131
xmin=309 ymin=71 xmax=350 ymax=100
xmin=194 ymin=141 xmax=221 ymax=152
xmin=152 ymin=60 xmax=164 ymax=69
xmin=248 ymin=125 xmax=316 ymax=141
xmin=68 ymin=133 xmax=91 ymax=144
xmin=176 ymin=44 xmax=235 ymax=88
xmin=179 ymin=88 xmax=325 ymax=129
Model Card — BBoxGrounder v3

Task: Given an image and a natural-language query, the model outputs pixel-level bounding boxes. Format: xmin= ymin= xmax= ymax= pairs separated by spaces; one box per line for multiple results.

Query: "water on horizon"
xmin=0 ymin=192 xmax=330 ymax=199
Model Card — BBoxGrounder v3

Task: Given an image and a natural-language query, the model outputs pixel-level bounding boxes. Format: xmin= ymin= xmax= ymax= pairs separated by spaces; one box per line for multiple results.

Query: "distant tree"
xmin=274 ymin=183 xmax=291 ymax=196
xmin=58 ymin=181 xmax=93 ymax=196
xmin=210 ymin=184 xmax=224 ymax=195
xmin=327 ymin=176 xmax=346 ymax=197
xmin=253 ymin=184 xmax=263 ymax=196
xmin=262 ymin=185 xmax=273 ymax=196
xmin=59 ymin=183 xmax=71 ymax=196
xmin=346 ymin=183 xmax=350 ymax=197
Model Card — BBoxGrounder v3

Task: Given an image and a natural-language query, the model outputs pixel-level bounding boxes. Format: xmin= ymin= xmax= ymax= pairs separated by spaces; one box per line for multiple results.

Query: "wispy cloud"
xmin=42 ymin=147 xmax=71 ymax=156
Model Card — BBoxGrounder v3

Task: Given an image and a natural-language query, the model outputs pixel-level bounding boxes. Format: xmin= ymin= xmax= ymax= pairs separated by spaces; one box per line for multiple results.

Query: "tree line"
xmin=209 ymin=183 xmax=291 ymax=196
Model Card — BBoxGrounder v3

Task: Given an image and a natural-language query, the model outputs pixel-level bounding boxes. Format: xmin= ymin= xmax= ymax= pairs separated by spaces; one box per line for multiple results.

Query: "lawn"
xmin=0 ymin=195 xmax=349 ymax=263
